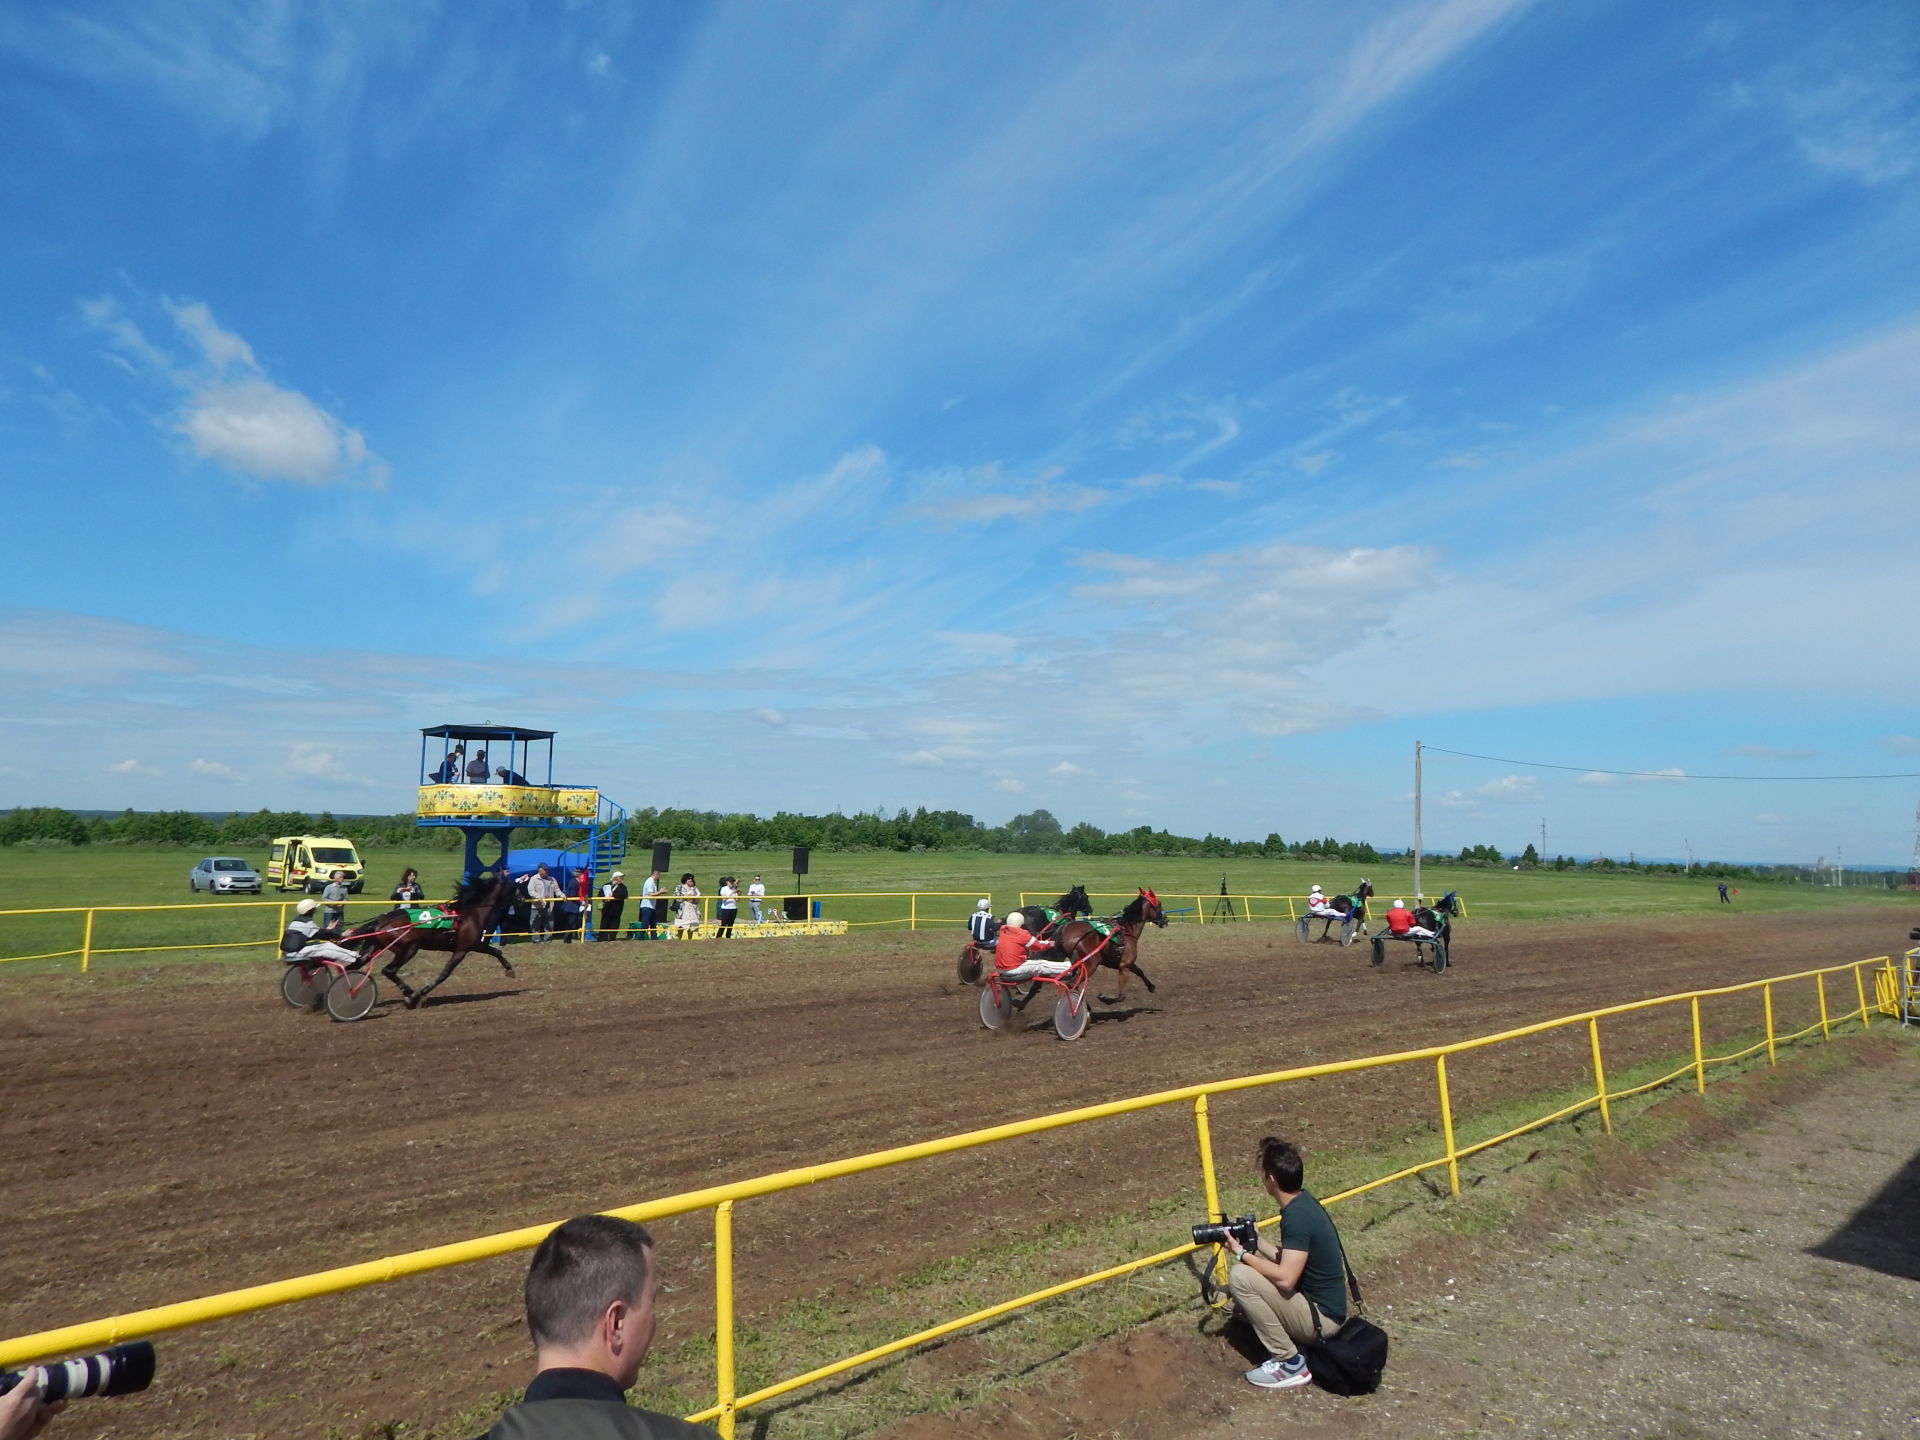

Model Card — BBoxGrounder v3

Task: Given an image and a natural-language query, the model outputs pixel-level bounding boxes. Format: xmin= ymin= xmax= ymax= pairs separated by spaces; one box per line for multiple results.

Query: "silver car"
xmin=190 ymin=856 xmax=262 ymax=894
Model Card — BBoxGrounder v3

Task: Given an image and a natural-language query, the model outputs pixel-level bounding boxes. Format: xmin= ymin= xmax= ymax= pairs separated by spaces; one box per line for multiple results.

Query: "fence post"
xmin=714 ymin=1200 xmax=736 ymax=1439
xmin=1435 ymin=1055 xmax=1460 ymax=1196
xmin=1763 ymin=984 xmax=1776 ymax=1065
xmin=1193 ymin=1095 xmax=1228 ymax=1293
xmin=274 ymin=902 xmax=289 ymax=951
xmin=1815 ymin=973 xmax=1830 ymax=1041
xmin=1854 ymin=965 xmax=1871 ymax=1029
xmin=1587 ymin=1018 xmax=1612 ymax=1135
xmin=81 ymin=909 xmax=95 ymax=973
xmin=910 ymin=894 xmax=917 ymax=932
xmin=1196 ymin=896 xmax=1206 ymax=926
xmin=1690 ymin=995 xmax=1705 ymax=1094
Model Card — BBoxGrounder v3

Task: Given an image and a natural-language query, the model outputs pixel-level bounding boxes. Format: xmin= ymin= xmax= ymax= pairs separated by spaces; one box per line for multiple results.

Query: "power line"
xmin=1421 ymin=746 xmax=1920 ymax=782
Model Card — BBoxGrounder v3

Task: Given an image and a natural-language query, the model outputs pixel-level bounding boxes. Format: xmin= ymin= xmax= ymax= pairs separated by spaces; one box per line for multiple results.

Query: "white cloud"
xmin=1880 ymin=735 xmax=1920 ymax=755
xmin=79 ymin=295 xmax=388 ymax=487
xmin=1475 ymin=774 xmax=1541 ymax=802
xmin=993 ymin=777 xmax=1024 ymax=794
xmin=1753 ymin=813 xmax=1786 ymax=825
xmin=287 ymin=745 xmax=352 ymax=781
xmin=108 ymin=758 xmax=157 ymax=775
xmin=189 ymin=758 xmax=242 ymax=780
xmin=587 ymin=51 xmax=613 ymax=78
xmin=1049 ymin=760 xmax=1090 ymax=777
xmin=1292 ymin=451 xmax=1334 ymax=475
xmin=750 ymin=707 xmax=789 ymax=727
xmin=900 ymin=751 xmax=945 ymax=769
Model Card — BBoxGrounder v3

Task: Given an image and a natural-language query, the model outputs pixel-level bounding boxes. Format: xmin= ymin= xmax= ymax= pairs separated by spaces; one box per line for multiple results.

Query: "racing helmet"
xmin=1005 ymin=911 xmax=1027 ymax=928
xmin=1309 ymin=885 xmax=1322 ymax=895
xmin=1393 ymin=900 xmax=1405 ymax=909
xmin=296 ymin=898 xmax=318 ymax=915
xmin=977 ymin=898 xmax=991 ymax=910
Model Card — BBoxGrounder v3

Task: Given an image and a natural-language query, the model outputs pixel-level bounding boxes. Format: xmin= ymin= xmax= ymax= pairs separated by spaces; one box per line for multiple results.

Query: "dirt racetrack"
xmin=0 ymin=908 xmax=1905 ymax=1438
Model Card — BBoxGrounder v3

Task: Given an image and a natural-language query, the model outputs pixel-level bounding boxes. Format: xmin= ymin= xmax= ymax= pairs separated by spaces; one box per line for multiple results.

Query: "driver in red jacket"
xmin=1385 ymin=900 xmax=1435 ymax=940
xmin=995 ymin=912 xmax=1073 ymax=981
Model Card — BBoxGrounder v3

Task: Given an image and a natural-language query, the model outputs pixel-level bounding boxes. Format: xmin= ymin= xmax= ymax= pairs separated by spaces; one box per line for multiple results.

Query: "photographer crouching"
xmin=1220 ymin=1136 xmax=1349 ymax=1391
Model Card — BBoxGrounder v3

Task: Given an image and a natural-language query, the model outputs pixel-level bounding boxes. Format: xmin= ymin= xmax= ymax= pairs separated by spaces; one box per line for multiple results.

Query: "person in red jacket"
xmin=1386 ymin=900 xmax=1435 ymax=940
xmin=995 ymin=911 xmax=1073 ymax=980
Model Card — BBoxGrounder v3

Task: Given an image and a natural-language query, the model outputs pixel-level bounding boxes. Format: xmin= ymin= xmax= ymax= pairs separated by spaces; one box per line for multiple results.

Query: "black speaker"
xmin=792 ymin=845 xmax=810 ymax=876
xmin=782 ymin=894 xmax=809 ymax=922
xmin=650 ymin=840 xmax=672 ymax=874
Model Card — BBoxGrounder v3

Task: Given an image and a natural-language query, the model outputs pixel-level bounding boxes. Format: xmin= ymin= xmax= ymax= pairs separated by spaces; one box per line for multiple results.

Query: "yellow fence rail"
xmin=0 ymin=952 xmax=1898 ymax=1435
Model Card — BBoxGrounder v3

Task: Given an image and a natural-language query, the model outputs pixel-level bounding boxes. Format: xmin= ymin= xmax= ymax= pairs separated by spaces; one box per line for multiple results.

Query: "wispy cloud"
xmin=80 ymin=294 xmax=388 ymax=487
xmin=1728 ymin=744 xmax=1816 ymax=761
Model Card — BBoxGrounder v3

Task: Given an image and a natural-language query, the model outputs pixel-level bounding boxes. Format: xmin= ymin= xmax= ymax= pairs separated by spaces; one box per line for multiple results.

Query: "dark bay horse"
xmin=1303 ymin=878 xmax=1374 ymax=942
xmin=1052 ymin=887 xmax=1167 ymax=1006
xmin=346 ymin=871 xmax=517 ymax=1009
xmin=958 ymin=885 xmax=1092 ymax=985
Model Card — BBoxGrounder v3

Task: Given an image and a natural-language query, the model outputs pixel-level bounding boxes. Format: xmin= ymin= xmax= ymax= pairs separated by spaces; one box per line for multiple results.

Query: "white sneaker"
xmin=1244 ymin=1355 xmax=1311 ymax=1390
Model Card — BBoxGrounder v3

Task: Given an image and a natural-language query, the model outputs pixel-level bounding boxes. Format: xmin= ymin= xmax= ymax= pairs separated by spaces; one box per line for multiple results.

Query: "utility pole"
xmin=1413 ymin=740 xmax=1424 ymax=902
xmin=1685 ymin=839 xmax=1692 ymax=873
xmin=1540 ymin=817 xmax=1547 ymax=859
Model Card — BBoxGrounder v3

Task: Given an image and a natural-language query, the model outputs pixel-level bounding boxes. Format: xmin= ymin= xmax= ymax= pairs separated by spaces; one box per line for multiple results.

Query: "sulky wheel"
xmin=1340 ymin=919 xmax=1357 ymax=948
xmin=1294 ymin=917 xmax=1310 ymax=943
xmin=325 ymin=969 xmax=379 ymax=1022
xmin=957 ymin=945 xmax=984 ymax=986
xmin=1429 ymin=939 xmax=1448 ymax=974
xmin=1369 ymin=936 xmax=1386 ymax=968
xmin=280 ymin=963 xmax=327 ymax=1010
xmin=1053 ymin=981 xmax=1092 ymax=1041
xmin=978 ymin=982 xmax=1015 ymax=1031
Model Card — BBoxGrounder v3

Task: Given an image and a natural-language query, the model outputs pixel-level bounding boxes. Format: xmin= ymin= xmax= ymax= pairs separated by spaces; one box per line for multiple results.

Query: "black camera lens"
xmin=0 ymin=1341 xmax=155 ymax=1402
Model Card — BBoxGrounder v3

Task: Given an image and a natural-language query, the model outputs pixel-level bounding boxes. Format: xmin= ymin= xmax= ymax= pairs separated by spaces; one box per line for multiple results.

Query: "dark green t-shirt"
xmin=1278 ymin=1191 xmax=1348 ymax=1320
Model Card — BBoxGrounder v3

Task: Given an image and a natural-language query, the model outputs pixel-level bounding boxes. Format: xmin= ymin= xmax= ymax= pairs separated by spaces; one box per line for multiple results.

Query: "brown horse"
xmin=346 ymin=871 xmax=517 ymax=1009
xmin=1051 ymin=887 xmax=1166 ymax=1006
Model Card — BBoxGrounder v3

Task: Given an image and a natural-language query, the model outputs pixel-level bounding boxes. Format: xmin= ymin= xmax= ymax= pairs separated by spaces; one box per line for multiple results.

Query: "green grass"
xmin=0 ymin=843 xmax=1904 ymax=974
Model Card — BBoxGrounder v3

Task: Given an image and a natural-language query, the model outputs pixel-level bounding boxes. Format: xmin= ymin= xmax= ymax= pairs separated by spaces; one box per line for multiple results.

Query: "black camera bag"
xmin=1303 ymin=1222 xmax=1389 ymax=1395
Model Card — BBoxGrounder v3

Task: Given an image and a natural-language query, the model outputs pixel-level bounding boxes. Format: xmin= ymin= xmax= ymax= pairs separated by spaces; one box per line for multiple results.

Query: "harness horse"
xmin=345 ymin=871 xmax=518 ymax=1009
xmin=1368 ymin=892 xmax=1460 ymax=973
xmin=972 ymin=888 xmax=1168 ymax=1040
xmin=1295 ymin=879 xmax=1374 ymax=946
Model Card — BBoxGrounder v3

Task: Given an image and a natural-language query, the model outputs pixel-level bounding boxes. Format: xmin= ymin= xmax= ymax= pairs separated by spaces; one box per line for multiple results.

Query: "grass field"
xmin=0 ymin=842 xmax=1907 ymax=974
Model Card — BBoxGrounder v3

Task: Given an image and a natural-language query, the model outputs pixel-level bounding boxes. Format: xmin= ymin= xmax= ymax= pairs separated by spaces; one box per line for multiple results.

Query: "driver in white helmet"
xmin=278 ymin=896 xmax=365 ymax=970
xmin=968 ymin=898 xmax=998 ymax=947
xmin=1305 ymin=885 xmax=1339 ymax=918
xmin=994 ymin=910 xmax=1073 ymax=981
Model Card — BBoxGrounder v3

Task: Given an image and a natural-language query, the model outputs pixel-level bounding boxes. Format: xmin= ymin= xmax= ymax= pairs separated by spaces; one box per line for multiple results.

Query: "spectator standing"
xmin=466 ymin=748 xmax=491 ymax=783
xmin=601 ymin=871 xmax=628 ymax=939
xmin=716 ymin=877 xmax=738 ymax=939
xmin=1223 ymin=1136 xmax=1349 ymax=1391
xmin=672 ymin=873 xmax=701 ymax=938
xmin=527 ymin=864 xmax=563 ymax=943
xmin=1717 ymin=881 xmax=1731 ymax=904
xmin=471 ymin=1213 xmax=719 ymax=1440
xmin=391 ymin=868 xmax=425 ymax=903
xmin=637 ymin=868 xmax=662 ymax=938
xmin=321 ymin=870 xmax=350 ymax=930
xmin=429 ymin=744 xmax=463 ymax=784
xmin=746 ymin=874 xmax=766 ymax=924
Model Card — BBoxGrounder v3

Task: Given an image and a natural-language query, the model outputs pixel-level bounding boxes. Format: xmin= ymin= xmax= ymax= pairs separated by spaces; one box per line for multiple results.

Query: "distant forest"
xmin=0 ymin=804 xmax=1901 ymax=886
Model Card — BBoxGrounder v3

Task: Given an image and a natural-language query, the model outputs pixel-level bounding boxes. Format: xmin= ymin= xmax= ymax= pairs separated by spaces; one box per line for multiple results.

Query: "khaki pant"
xmin=1228 ymin=1260 xmax=1344 ymax=1361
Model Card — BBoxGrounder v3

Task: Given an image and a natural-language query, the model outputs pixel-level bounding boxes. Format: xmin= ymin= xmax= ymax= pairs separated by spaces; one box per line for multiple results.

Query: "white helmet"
xmin=1393 ymin=900 xmax=1405 ymax=909
xmin=977 ymin=898 xmax=991 ymax=910
xmin=1005 ymin=911 xmax=1027 ymax=927
xmin=1309 ymin=885 xmax=1322 ymax=894
xmin=296 ymin=898 xmax=318 ymax=915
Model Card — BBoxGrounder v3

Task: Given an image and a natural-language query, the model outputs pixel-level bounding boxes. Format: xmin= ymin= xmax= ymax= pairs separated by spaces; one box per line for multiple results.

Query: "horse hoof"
xmin=402 ymin=991 xmax=421 ymax=1009
xmin=502 ymin=963 xmax=517 ymax=979
xmin=1097 ymin=995 xmax=1121 ymax=1007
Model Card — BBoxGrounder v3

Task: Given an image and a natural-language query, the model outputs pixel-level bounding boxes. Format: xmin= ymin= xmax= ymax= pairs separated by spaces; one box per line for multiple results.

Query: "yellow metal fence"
xmin=0 ymin=952 xmax=1897 ymax=1436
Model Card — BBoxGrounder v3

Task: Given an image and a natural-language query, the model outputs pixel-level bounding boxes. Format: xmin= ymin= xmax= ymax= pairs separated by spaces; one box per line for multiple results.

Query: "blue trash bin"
xmin=811 ymin=900 xmax=822 ymax=919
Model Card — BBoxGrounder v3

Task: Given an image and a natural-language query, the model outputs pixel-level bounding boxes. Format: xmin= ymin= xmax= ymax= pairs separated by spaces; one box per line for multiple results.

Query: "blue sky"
xmin=3 ymin=0 xmax=1918 ymax=864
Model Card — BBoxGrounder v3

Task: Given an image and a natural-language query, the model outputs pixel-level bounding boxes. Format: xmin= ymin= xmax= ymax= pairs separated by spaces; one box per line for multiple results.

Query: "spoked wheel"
xmin=326 ymin=969 xmax=379 ymax=1022
xmin=1369 ymin=937 xmax=1386 ymax=968
xmin=957 ymin=945 xmax=984 ymax=985
xmin=280 ymin=963 xmax=326 ymax=1010
xmin=978 ymin=981 xmax=1015 ymax=1031
xmin=1429 ymin=941 xmax=1448 ymax=974
xmin=1053 ymin=973 xmax=1093 ymax=1041
xmin=1294 ymin=917 xmax=1310 ymax=943
xmin=1339 ymin=919 xmax=1357 ymax=948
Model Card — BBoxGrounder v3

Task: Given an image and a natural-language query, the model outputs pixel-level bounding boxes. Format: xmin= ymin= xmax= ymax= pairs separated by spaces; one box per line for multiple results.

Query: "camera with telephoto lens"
xmin=0 ymin=1340 xmax=155 ymax=1402
xmin=1191 ymin=1215 xmax=1260 ymax=1250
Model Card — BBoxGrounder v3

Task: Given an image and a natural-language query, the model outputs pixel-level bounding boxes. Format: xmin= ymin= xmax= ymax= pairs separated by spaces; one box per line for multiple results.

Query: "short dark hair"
xmin=524 ymin=1215 xmax=654 ymax=1347
xmin=1256 ymin=1136 xmax=1305 ymax=1191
